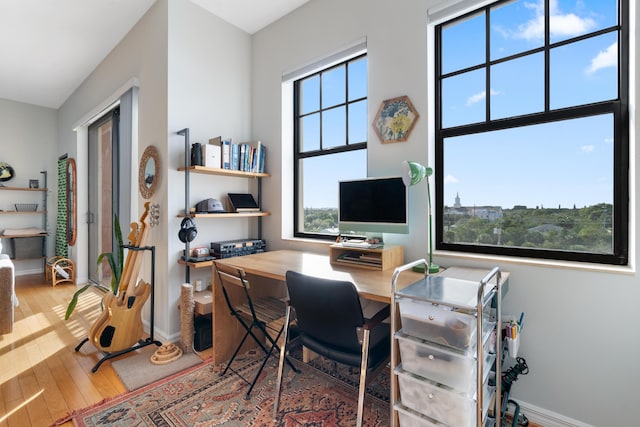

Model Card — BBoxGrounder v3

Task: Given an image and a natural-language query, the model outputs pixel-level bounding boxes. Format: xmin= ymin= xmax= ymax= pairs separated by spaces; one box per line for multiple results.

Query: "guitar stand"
xmin=75 ymin=245 xmax=162 ymax=373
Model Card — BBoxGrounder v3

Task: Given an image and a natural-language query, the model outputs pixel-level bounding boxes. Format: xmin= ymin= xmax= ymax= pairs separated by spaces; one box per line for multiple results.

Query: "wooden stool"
xmin=46 ymin=256 xmax=75 ymax=287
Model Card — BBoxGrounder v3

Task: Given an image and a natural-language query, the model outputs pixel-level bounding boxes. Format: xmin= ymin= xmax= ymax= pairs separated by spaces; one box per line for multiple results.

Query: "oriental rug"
xmin=61 ymin=347 xmax=390 ymax=426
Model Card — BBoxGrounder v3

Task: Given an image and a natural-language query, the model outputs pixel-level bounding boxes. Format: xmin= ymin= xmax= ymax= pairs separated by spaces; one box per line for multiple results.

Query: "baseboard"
xmin=515 ymin=400 xmax=595 ymax=427
xmin=15 ymin=267 xmax=44 ymax=276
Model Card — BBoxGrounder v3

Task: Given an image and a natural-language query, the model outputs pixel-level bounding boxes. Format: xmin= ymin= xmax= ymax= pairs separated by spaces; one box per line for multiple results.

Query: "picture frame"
xmin=29 ymin=179 xmax=39 ymax=189
xmin=372 ymin=95 xmax=419 ymax=143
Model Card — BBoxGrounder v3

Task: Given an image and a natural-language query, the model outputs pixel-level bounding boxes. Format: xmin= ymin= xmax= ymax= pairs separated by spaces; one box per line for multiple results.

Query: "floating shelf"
xmin=177 ymin=165 xmax=270 ymax=178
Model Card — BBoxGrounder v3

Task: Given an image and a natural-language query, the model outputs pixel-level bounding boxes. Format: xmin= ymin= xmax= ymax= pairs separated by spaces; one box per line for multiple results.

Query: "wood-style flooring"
xmin=0 ymin=274 xmax=210 ymax=427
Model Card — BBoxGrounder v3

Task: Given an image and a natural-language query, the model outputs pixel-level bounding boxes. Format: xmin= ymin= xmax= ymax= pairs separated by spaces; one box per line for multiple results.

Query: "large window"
xmin=435 ymin=0 xmax=628 ymax=265
xmin=293 ymin=54 xmax=368 ymax=239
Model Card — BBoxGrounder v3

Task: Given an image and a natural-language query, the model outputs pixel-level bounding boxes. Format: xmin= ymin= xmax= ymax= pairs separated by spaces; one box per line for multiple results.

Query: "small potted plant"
xmin=64 ymin=214 xmax=124 ymax=320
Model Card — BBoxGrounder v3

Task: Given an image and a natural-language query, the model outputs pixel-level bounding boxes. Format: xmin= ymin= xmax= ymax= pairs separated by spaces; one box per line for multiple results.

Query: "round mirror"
xmin=66 ymin=158 xmax=77 ymax=246
xmin=139 ymin=145 xmax=161 ymax=199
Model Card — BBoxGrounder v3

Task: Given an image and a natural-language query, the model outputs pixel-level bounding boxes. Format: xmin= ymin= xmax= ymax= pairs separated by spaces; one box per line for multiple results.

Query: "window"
xmin=434 ymin=0 xmax=628 ymax=265
xmin=293 ymin=54 xmax=368 ymax=239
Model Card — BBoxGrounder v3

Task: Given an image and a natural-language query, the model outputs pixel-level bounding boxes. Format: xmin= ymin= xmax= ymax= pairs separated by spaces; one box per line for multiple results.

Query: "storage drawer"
xmin=398 ymin=297 xmax=494 ymax=352
xmin=396 ymin=364 xmax=495 ymax=426
xmin=396 ymin=330 xmax=495 ymax=394
xmin=394 ymin=403 xmax=444 ymax=427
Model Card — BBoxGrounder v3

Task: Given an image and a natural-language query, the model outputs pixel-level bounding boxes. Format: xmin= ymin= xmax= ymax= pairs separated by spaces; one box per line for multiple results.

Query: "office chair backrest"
xmin=285 ymin=270 xmax=365 ymax=354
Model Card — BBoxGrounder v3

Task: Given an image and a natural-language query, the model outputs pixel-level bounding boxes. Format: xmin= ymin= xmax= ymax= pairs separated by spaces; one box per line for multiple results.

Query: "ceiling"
xmin=0 ymin=0 xmax=308 ymax=109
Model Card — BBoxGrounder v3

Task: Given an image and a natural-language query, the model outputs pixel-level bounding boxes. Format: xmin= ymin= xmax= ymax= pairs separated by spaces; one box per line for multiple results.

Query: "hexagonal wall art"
xmin=372 ymin=95 xmax=419 ymax=143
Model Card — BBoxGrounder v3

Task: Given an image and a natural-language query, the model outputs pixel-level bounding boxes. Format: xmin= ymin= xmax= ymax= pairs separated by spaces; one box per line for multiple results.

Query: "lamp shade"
xmin=401 ymin=160 xmax=432 ymax=187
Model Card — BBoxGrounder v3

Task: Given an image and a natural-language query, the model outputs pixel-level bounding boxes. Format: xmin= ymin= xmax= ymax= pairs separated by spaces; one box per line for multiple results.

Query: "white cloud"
xmin=604 ymin=137 xmax=613 ymax=144
xmin=516 ymin=0 xmax=596 ymax=41
xmin=466 ymin=89 xmax=500 ymax=106
xmin=586 ymin=42 xmax=617 ymax=75
xmin=580 ymin=144 xmax=595 ymax=153
xmin=444 ymin=175 xmax=459 ymax=184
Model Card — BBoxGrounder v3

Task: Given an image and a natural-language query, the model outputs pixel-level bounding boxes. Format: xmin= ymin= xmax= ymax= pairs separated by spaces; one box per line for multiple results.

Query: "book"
xmin=231 ymin=143 xmax=240 ymax=170
xmin=222 ymin=139 xmax=231 ymax=169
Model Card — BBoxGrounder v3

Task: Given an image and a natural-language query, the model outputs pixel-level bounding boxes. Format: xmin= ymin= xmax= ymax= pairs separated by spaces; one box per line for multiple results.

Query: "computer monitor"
xmin=338 ymin=176 xmax=409 ymax=235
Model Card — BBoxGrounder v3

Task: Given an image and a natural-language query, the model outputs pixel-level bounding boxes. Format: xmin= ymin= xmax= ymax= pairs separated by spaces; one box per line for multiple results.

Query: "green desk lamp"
xmin=402 ymin=160 xmax=440 ymax=274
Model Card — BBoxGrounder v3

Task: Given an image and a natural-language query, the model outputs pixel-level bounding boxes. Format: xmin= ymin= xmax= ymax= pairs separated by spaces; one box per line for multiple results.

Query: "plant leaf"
xmin=65 ymin=283 xmax=92 ymax=320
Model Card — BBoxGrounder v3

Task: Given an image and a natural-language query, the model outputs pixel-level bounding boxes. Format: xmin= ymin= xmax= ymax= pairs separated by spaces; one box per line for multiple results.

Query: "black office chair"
xmin=215 ymin=262 xmax=298 ymax=400
xmin=273 ymin=270 xmax=391 ymax=427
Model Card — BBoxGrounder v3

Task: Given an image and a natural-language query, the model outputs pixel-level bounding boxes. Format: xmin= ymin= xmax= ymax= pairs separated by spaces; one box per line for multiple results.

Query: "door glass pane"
xmin=88 ymin=115 xmax=114 ymax=285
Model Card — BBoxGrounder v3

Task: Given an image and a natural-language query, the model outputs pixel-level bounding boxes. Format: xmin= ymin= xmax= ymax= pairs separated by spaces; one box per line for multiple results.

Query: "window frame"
xmin=293 ymin=53 xmax=368 ymax=240
xmin=433 ymin=0 xmax=629 ymax=265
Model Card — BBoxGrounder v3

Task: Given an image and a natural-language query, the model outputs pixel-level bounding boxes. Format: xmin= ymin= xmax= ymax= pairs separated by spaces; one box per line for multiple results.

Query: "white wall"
xmin=55 ymin=0 xmax=253 ymax=340
xmin=0 ymin=98 xmax=56 ymax=274
xmin=251 ymin=0 xmax=639 ymax=426
xmin=56 ymin=0 xmax=170 ymax=333
xmin=166 ymin=0 xmax=252 ymax=337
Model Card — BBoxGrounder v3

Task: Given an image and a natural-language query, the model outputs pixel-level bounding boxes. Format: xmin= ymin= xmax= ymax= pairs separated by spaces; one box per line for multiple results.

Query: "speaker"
xmin=194 ymin=314 xmax=212 ymax=351
xmin=191 ymin=142 xmax=202 ymax=166
xmin=179 ymin=217 xmax=197 ymax=243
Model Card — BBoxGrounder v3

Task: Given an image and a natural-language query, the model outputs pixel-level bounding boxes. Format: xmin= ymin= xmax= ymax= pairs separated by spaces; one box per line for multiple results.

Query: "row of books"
xmin=221 ymin=140 xmax=266 ymax=173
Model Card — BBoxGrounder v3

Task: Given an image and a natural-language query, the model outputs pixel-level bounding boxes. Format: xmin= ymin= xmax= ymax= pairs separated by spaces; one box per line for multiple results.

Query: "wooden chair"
xmin=45 ymin=256 xmax=75 ymax=287
xmin=274 ymin=270 xmax=391 ymax=427
xmin=214 ymin=262 xmax=298 ymax=399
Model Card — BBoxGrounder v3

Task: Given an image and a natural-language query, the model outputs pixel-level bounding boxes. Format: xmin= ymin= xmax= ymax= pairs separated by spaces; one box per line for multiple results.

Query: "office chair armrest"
xmin=362 ymin=304 xmax=390 ymax=330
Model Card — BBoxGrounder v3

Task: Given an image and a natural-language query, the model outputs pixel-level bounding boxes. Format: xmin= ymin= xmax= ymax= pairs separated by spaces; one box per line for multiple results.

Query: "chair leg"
xmin=356 ymin=329 xmax=371 ymax=427
xmin=273 ymin=305 xmax=292 ymax=420
xmin=220 ymin=312 xmax=255 ymax=377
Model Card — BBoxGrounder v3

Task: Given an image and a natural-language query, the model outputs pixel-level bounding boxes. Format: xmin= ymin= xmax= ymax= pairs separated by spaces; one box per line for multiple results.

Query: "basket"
xmin=15 ymin=203 xmax=38 ymax=212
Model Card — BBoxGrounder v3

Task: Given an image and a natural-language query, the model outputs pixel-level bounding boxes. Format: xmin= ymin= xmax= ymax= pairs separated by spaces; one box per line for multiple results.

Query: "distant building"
xmin=445 ymin=194 xmax=503 ymax=221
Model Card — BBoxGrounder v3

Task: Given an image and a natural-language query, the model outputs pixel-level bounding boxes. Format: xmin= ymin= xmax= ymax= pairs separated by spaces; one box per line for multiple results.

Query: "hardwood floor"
xmin=0 ymin=274 xmax=209 ymax=427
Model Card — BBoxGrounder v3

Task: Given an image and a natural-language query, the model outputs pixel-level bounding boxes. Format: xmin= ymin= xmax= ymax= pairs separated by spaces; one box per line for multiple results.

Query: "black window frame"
xmin=293 ymin=53 xmax=368 ymax=240
xmin=434 ymin=0 xmax=629 ymax=265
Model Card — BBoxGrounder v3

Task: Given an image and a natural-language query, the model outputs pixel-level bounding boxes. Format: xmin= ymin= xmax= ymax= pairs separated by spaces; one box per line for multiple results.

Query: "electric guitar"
xmin=89 ymin=202 xmax=152 ymax=353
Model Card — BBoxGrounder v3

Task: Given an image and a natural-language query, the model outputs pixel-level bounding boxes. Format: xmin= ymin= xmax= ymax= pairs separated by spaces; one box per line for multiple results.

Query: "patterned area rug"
xmin=65 ymin=346 xmax=390 ymax=426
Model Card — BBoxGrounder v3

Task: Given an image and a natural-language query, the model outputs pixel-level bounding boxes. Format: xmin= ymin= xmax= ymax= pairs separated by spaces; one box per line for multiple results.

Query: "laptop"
xmin=227 ymin=193 xmax=261 ymax=212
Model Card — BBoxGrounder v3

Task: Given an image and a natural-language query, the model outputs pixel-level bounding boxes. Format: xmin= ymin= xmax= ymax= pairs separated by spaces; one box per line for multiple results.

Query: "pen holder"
xmin=506 ymin=334 xmax=520 ymax=358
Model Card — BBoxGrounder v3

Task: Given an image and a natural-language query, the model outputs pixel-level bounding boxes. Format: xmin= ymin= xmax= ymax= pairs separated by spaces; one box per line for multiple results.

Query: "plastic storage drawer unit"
xmin=394 ymin=403 xmax=445 ymax=427
xmin=396 ymin=330 xmax=495 ymax=394
xmin=398 ymin=297 xmax=494 ymax=351
xmin=395 ymin=364 xmax=495 ymax=426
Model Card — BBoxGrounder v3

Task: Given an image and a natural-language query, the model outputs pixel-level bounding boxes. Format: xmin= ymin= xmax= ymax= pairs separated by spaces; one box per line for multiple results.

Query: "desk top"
xmin=213 ymin=250 xmax=509 ymax=303
xmin=213 ymin=250 xmax=425 ymax=303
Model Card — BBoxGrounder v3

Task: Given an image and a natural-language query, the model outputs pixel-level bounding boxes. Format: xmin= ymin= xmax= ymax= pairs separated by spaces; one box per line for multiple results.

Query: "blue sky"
xmin=300 ymin=0 xmax=617 ymax=210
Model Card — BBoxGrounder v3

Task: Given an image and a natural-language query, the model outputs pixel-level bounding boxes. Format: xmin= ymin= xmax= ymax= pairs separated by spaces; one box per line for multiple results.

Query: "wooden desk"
xmin=210 ymin=249 xmax=424 ymax=363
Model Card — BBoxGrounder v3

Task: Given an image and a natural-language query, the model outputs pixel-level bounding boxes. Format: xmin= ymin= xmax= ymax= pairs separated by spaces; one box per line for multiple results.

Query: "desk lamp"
xmin=402 ymin=160 xmax=440 ymax=274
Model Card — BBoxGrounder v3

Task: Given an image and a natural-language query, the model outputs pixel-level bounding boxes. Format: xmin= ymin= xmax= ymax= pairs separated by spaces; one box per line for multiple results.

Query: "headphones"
xmin=178 ymin=217 xmax=197 ymax=243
